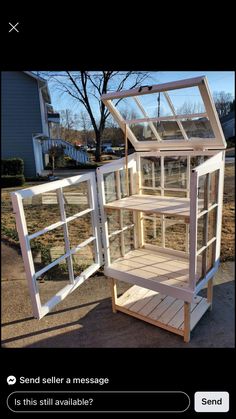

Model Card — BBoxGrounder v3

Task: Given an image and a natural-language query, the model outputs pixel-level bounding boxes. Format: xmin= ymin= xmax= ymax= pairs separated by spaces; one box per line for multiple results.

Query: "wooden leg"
xmin=110 ymin=278 xmax=117 ymax=313
xmin=207 ymin=278 xmax=213 ymax=311
xmin=184 ymin=302 xmax=191 ymax=343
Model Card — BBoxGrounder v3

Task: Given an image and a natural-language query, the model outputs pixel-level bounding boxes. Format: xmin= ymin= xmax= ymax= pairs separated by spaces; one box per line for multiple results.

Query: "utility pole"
xmin=157 ymin=92 xmax=161 ymax=125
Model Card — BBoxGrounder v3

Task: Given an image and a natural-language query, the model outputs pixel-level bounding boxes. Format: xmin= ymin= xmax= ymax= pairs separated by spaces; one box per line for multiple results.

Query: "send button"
xmin=194 ymin=392 xmax=229 ymax=412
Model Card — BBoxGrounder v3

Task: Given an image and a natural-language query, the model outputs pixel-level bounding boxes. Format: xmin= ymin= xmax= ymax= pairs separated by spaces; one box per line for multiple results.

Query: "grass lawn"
xmin=1 ymin=162 xmax=235 ymax=267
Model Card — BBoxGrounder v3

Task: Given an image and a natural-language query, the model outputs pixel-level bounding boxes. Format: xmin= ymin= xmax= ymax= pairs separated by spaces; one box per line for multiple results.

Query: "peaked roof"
xmin=220 ymin=111 xmax=235 ymax=124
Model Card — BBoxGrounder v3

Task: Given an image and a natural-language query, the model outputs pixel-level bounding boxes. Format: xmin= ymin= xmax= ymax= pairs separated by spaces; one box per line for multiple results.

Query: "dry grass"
xmin=221 ymin=163 xmax=235 ymax=261
xmin=1 ymin=183 xmax=94 ymax=278
xmin=1 ymin=162 xmax=235 ymax=264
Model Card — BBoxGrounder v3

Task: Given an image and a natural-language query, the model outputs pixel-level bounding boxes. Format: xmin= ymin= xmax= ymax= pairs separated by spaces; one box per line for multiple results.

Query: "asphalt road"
xmin=1 ymin=242 xmax=234 ymax=348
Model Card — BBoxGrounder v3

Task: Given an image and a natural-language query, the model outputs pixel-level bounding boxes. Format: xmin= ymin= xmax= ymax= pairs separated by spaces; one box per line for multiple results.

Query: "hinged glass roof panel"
xmin=102 ymin=76 xmax=226 ymax=151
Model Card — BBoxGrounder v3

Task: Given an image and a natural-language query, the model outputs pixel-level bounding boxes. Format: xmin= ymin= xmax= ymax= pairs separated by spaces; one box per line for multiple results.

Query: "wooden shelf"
xmin=104 ymin=194 xmax=192 ymax=219
xmin=115 ymin=284 xmax=210 ymax=337
xmin=105 ymin=248 xmax=200 ymax=302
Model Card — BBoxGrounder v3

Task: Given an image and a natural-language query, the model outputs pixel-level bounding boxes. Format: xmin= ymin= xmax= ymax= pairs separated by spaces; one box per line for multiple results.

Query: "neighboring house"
xmin=1 ymin=71 xmax=55 ymax=176
xmin=220 ymin=111 xmax=235 ymax=140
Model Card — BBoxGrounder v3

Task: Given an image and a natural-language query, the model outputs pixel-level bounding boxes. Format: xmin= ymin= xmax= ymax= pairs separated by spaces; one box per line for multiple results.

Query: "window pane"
xmin=164 ymin=156 xmax=187 ymax=189
xmin=190 ymin=155 xmax=208 ymax=169
xmin=207 ymin=242 xmax=216 ymax=272
xmin=124 ymin=227 xmax=134 ymax=253
xmin=107 ymin=209 xmax=120 ymax=235
xmin=30 ymin=226 xmax=65 ymax=273
xmin=104 ymin=172 xmax=117 ymax=203
xmin=168 ymin=86 xmax=206 ymax=114
xmin=144 ymin=216 xmax=162 ymax=246
xmin=208 ymin=208 xmax=217 ymax=242
xmin=181 ymin=118 xmax=214 ymax=138
xmin=165 ymin=218 xmax=187 ymax=251
xmin=137 ymin=91 xmax=175 ymax=118
xmin=123 ymin=210 xmax=133 ymax=226
xmin=142 ymin=188 xmax=161 ymax=196
xmin=67 ymin=213 xmax=93 ymax=249
xmin=197 ymin=173 xmax=208 ymax=212
xmin=209 ymin=170 xmax=219 ymax=206
xmin=114 ymin=96 xmax=144 ymax=121
xmin=23 ymin=190 xmax=61 ymax=235
xmin=156 ymin=120 xmax=184 ymax=140
xmin=72 ymin=243 xmax=95 ymax=278
xmin=37 ymin=258 xmax=71 ymax=306
xmin=197 ymin=215 xmax=206 ymax=251
xmin=119 ymin=168 xmax=132 ymax=197
xmin=141 ymin=157 xmax=161 ymax=188
xmin=63 ymin=182 xmax=90 ymax=217
xmin=196 ymin=253 xmax=204 ymax=283
xmin=164 ymin=190 xmax=187 ymax=198
xmin=110 ymin=235 xmax=122 ymax=262
xmin=129 ymin=121 xmax=157 ymax=141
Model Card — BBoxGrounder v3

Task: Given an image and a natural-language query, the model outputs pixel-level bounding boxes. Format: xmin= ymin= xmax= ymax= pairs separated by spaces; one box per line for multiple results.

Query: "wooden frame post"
xmin=110 ymin=278 xmax=117 ymax=313
xmin=124 ymin=122 xmax=129 ymax=197
xmin=207 ymin=278 xmax=213 ymax=310
xmin=184 ymin=302 xmax=191 ymax=343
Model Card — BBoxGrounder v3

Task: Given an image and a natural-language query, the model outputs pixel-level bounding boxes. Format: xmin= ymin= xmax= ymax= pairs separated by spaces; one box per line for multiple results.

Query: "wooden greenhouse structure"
xmin=11 ymin=76 xmax=226 ymax=342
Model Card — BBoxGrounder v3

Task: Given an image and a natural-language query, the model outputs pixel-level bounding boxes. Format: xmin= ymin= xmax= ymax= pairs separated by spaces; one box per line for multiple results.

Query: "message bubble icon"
xmin=7 ymin=376 xmax=17 ymax=385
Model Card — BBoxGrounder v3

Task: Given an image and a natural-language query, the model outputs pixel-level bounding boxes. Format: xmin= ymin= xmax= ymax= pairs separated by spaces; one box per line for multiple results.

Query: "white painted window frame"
xmin=11 ymin=172 xmax=102 ymax=319
xmin=96 ymin=154 xmax=137 ymax=266
xmin=189 ymin=151 xmax=225 ymax=292
xmin=102 ymin=76 xmax=226 ymax=151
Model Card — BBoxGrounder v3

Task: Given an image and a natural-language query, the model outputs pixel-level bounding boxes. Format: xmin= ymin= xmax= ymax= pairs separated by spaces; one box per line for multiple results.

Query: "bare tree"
xmin=48 ymin=145 xmax=64 ymax=176
xmin=213 ymin=91 xmax=233 ymax=118
xmin=43 ymin=71 xmax=149 ymax=161
xmin=177 ymin=101 xmax=205 ymax=116
xmin=60 ymin=109 xmax=77 ymax=140
xmin=79 ymin=110 xmax=92 ymax=147
xmin=120 ymin=108 xmax=139 ymax=121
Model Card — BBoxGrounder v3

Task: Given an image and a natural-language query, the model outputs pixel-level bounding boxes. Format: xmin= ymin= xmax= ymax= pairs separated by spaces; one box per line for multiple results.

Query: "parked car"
xmin=103 ymin=146 xmax=116 ymax=154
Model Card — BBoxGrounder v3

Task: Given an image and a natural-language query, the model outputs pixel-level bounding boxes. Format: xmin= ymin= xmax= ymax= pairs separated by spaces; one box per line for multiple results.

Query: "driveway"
xmin=1 ymin=242 xmax=234 ymax=348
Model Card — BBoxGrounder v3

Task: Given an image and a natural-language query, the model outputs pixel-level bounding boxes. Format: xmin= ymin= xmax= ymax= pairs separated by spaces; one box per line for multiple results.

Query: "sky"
xmin=48 ymin=71 xmax=235 ymax=126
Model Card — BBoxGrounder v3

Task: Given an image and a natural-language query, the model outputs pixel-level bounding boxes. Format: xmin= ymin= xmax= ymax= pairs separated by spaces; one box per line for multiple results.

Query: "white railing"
xmin=42 ymin=138 xmax=89 ymax=164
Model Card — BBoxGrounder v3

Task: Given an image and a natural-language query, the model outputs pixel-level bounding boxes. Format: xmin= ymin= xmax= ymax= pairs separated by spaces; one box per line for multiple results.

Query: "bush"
xmin=1 ymin=175 xmax=25 ymax=187
xmin=1 ymin=158 xmax=24 ymax=175
xmin=25 ymin=176 xmax=49 ymax=182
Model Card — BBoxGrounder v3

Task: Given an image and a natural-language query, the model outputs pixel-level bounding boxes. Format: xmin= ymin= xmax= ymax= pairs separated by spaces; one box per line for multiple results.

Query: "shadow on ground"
xmin=1 ymin=279 xmax=234 ymax=348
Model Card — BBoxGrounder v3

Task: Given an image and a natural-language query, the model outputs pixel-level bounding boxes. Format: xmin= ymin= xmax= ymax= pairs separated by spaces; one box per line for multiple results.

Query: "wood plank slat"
xmin=116 ymin=285 xmax=148 ymax=307
xmin=128 ymin=289 xmax=157 ymax=312
xmin=189 ymin=298 xmax=210 ymax=330
xmin=136 ymin=293 xmax=166 ymax=316
xmin=158 ymin=299 xmax=184 ymax=324
xmin=168 ymin=295 xmax=202 ymax=328
xmin=114 ymin=284 xmax=210 ymax=341
xmin=104 ymin=194 xmax=191 ymax=219
xmin=149 ymin=295 xmax=176 ymax=320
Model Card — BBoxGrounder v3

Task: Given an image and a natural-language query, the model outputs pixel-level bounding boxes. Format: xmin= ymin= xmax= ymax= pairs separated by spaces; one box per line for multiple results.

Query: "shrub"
xmin=25 ymin=176 xmax=48 ymax=182
xmin=1 ymin=175 xmax=25 ymax=187
xmin=1 ymin=158 xmax=24 ymax=175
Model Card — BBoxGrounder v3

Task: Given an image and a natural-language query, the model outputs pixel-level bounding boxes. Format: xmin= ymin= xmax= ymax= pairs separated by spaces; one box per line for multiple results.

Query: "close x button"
xmin=194 ymin=392 xmax=229 ymax=413
xmin=8 ymin=22 xmax=20 ymax=33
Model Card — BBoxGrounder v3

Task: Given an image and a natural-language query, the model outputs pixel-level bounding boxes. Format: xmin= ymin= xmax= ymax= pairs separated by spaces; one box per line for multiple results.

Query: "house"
xmin=220 ymin=111 xmax=235 ymax=140
xmin=1 ymin=71 xmax=57 ymax=176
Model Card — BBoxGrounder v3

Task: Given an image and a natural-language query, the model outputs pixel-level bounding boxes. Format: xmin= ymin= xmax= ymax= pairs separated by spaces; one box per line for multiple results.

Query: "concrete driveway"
xmin=1 ymin=242 xmax=235 ymax=348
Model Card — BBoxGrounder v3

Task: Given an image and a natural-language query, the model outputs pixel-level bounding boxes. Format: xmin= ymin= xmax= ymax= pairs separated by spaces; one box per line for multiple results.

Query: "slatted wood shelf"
xmin=115 ymin=284 xmax=210 ymax=338
xmin=105 ymin=248 xmax=203 ymax=302
xmin=104 ymin=194 xmax=202 ymax=220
